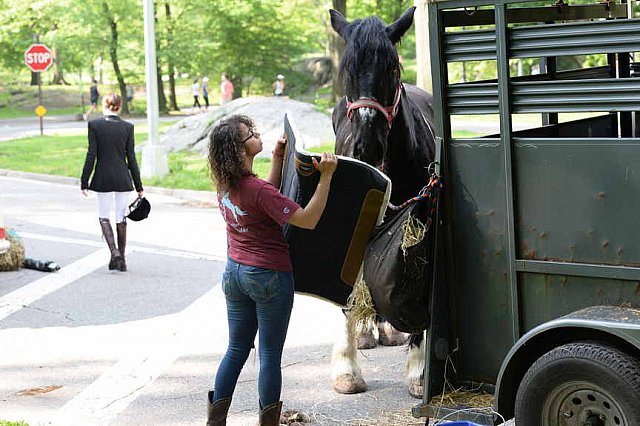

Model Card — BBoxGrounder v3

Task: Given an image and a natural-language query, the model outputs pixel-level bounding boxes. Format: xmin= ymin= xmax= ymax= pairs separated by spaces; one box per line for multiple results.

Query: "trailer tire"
xmin=514 ymin=342 xmax=640 ymax=426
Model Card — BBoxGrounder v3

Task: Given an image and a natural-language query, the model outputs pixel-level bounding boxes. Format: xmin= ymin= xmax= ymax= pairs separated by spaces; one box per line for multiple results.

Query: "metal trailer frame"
xmin=415 ymin=0 xmax=640 ymax=423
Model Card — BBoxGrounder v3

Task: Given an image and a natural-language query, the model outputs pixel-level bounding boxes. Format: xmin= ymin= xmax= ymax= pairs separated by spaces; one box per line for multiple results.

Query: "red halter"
xmin=346 ymin=82 xmax=403 ymax=128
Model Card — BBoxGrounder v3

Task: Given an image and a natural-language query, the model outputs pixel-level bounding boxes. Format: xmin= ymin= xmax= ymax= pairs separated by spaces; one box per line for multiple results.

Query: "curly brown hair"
xmin=208 ymin=114 xmax=256 ymax=191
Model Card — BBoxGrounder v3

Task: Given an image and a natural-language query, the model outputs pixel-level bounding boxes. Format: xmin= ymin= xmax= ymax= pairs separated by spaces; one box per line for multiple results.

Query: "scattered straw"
xmin=346 ymin=276 xmax=376 ymax=335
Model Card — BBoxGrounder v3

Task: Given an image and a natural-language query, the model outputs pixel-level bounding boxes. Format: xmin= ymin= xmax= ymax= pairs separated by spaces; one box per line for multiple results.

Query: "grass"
xmin=0 ymin=131 xmax=478 ymax=193
xmin=0 ymin=421 xmax=29 ymax=426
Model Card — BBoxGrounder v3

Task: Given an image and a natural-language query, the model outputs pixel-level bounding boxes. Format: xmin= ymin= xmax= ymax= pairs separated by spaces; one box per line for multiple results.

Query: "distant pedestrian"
xmin=202 ymin=77 xmax=210 ymax=109
xmin=205 ymin=115 xmax=337 ymax=425
xmin=81 ymin=93 xmax=144 ymax=272
xmin=220 ymin=73 xmax=234 ymax=105
xmin=84 ymin=79 xmax=100 ymax=120
xmin=272 ymin=74 xmax=285 ymax=97
xmin=192 ymin=78 xmax=202 ymax=112
xmin=126 ymin=84 xmax=134 ymax=111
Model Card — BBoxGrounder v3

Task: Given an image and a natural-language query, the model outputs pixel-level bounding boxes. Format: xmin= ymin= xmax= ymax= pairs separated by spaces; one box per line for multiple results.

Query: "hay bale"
xmin=0 ymin=228 xmax=25 ymax=271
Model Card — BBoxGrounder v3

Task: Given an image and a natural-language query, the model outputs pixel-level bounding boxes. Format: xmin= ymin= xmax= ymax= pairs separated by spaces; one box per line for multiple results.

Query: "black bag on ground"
xmin=363 ymin=201 xmax=434 ymax=333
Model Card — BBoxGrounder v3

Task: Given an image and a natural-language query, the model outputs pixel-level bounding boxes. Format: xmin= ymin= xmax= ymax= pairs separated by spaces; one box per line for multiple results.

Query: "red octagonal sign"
xmin=24 ymin=44 xmax=53 ymax=72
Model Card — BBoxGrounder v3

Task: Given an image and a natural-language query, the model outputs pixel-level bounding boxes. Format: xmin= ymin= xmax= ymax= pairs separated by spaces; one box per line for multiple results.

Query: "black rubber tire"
xmin=514 ymin=342 xmax=640 ymax=426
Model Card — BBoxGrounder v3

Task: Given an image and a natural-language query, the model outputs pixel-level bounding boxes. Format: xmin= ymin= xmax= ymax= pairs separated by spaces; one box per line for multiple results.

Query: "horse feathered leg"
xmin=405 ymin=333 xmax=425 ymax=399
xmin=377 ymin=319 xmax=409 ymax=346
xmin=356 ymin=317 xmax=378 ymax=349
xmin=331 ymin=312 xmax=367 ymax=394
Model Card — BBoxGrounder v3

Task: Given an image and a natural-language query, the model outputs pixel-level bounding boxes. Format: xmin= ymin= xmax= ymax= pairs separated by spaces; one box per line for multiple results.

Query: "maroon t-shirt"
xmin=218 ymin=176 xmax=300 ymax=271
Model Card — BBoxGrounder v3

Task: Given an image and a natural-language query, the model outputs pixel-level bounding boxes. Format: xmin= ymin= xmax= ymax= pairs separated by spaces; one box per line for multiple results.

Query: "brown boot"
xmin=259 ymin=401 xmax=282 ymax=426
xmin=207 ymin=391 xmax=231 ymax=426
xmin=116 ymin=221 xmax=127 ymax=271
xmin=99 ymin=218 xmax=122 ymax=270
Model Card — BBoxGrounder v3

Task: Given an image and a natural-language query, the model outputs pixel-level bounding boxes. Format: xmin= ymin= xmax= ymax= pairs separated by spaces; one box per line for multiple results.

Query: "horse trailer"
xmin=417 ymin=1 xmax=640 ymax=424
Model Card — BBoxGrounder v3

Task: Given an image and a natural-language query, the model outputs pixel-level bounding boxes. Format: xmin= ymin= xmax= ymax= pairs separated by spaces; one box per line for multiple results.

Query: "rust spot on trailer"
xmin=539 ymin=231 xmax=547 ymax=240
xmin=560 ymin=276 xmax=569 ymax=286
xmin=635 ymin=283 xmax=640 ymax=296
xmin=602 ymin=240 xmax=610 ymax=249
xmin=529 ymin=225 xmax=537 ymax=232
xmin=597 ymin=191 xmax=606 ymax=200
xmin=588 ymin=229 xmax=594 ymax=236
xmin=486 ymin=209 xmax=495 ymax=216
xmin=495 ymin=249 xmax=503 ymax=256
xmin=617 ymin=247 xmax=623 ymax=256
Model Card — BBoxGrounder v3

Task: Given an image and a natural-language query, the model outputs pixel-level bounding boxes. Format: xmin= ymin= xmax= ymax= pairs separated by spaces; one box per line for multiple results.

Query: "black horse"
xmin=328 ymin=6 xmax=436 ymax=398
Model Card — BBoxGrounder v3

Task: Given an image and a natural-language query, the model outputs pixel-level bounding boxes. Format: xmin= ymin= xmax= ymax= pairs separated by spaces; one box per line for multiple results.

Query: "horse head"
xmin=330 ymin=6 xmax=416 ymax=168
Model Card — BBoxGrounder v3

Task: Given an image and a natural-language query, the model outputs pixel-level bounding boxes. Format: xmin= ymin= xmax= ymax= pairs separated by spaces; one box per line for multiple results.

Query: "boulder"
xmin=156 ymin=96 xmax=335 ymax=158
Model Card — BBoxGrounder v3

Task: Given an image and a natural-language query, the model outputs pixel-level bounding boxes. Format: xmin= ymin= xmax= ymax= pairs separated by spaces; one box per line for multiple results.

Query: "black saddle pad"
xmin=281 ymin=114 xmax=390 ymax=306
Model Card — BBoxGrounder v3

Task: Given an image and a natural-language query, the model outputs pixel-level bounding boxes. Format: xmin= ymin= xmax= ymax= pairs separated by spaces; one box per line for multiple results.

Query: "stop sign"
xmin=24 ymin=44 xmax=53 ymax=72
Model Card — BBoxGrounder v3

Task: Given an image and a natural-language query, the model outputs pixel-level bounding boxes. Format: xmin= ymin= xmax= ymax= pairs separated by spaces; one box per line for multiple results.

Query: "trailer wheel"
xmin=514 ymin=342 xmax=640 ymax=426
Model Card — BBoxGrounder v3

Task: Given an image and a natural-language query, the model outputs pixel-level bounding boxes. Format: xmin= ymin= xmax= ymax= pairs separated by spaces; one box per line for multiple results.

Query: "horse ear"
xmin=330 ymin=9 xmax=351 ymax=40
xmin=385 ymin=6 xmax=416 ymax=44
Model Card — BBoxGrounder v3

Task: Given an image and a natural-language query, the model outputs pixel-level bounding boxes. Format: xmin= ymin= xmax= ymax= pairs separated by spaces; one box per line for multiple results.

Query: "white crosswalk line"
xmin=0 ymin=248 xmax=109 ymax=321
xmin=53 ymin=284 xmax=224 ymax=426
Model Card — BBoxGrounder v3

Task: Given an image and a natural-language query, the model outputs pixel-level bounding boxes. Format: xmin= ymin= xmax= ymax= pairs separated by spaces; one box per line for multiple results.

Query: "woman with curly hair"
xmin=206 ymin=114 xmax=337 ymax=425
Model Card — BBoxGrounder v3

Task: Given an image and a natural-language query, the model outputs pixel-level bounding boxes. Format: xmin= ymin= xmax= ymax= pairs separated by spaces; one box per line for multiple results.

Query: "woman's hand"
xmin=81 ymin=189 xmax=89 ymax=197
xmin=312 ymin=152 xmax=338 ymax=176
xmin=137 ymin=191 xmax=144 ymax=198
xmin=272 ymin=134 xmax=287 ymax=158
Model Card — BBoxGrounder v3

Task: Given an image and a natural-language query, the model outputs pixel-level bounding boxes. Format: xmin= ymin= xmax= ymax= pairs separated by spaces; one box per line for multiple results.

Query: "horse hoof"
xmin=356 ymin=330 xmax=377 ymax=349
xmin=378 ymin=323 xmax=408 ymax=346
xmin=408 ymin=381 xmax=424 ymax=399
xmin=332 ymin=374 xmax=367 ymax=394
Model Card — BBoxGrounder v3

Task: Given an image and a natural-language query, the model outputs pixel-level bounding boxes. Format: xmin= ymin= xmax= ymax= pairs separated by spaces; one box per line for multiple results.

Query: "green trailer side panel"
xmin=515 ymin=140 xmax=640 ymax=265
xmin=519 ymin=274 xmax=640 ymax=331
xmin=449 ymin=140 xmax=514 ymax=380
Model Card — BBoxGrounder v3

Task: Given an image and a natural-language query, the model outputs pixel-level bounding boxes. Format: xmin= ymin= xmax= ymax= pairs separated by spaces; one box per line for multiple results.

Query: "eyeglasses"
xmin=241 ymin=130 xmax=259 ymax=144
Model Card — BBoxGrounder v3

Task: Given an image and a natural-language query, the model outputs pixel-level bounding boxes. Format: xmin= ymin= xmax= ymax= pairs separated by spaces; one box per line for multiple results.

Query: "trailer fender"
xmin=494 ymin=305 xmax=640 ymax=420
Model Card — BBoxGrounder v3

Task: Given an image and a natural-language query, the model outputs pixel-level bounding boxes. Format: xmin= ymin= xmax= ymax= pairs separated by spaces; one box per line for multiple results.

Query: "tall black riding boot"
xmin=259 ymin=401 xmax=282 ymax=426
xmin=116 ymin=221 xmax=127 ymax=272
xmin=99 ymin=218 xmax=122 ymax=270
xmin=206 ymin=390 xmax=231 ymax=426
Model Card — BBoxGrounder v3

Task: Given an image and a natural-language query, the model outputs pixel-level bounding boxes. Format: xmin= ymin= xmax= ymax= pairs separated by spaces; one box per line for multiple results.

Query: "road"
xmin=0 ymin=174 xmax=427 ymax=426
xmin=0 ymin=115 xmax=180 ymax=142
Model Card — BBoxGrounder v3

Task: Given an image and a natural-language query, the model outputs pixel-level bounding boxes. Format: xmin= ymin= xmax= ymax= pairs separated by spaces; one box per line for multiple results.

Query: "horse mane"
xmin=339 ymin=16 xmax=400 ymax=99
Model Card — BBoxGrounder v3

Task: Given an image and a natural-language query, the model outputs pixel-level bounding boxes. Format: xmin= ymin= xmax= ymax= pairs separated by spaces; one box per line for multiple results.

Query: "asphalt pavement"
xmin=0 ymin=172 xmax=428 ymax=426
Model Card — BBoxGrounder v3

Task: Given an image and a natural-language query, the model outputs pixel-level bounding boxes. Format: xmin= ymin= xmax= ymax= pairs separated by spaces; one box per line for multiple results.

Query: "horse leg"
xmin=377 ymin=318 xmax=409 ymax=346
xmin=405 ymin=333 xmax=425 ymax=399
xmin=330 ymin=312 xmax=367 ymax=394
xmin=356 ymin=316 xmax=378 ymax=349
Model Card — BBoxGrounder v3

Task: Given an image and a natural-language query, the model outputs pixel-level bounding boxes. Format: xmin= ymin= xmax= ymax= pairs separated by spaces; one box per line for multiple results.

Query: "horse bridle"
xmin=346 ymin=82 xmax=403 ymax=128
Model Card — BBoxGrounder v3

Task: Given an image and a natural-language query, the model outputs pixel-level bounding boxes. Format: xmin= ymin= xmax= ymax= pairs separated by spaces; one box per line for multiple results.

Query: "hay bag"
xmin=0 ymin=228 xmax=26 ymax=272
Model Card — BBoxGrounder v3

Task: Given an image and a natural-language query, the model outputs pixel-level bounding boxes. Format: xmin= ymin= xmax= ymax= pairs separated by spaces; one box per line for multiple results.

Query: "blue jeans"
xmin=213 ymin=259 xmax=294 ymax=407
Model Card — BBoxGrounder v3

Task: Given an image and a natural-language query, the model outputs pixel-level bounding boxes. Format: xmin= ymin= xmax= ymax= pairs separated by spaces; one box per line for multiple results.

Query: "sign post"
xmin=24 ymin=44 xmax=53 ymax=136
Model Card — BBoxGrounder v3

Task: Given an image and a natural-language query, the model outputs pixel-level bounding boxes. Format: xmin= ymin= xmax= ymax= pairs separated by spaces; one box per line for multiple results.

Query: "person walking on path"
xmin=206 ymin=114 xmax=337 ymax=425
xmin=192 ymin=78 xmax=202 ymax=112
xmin=272 ymin=74 xmax=285 ymax=97
xmin=202 ymin=77 xmax=210 ymax=109
xmin=219 ymin=73 xmax=234 ymax=105
xmin=80 ymin=93 xmax=144 ymax=272
xmin=84 ymin=79 xmax=100 ymax=120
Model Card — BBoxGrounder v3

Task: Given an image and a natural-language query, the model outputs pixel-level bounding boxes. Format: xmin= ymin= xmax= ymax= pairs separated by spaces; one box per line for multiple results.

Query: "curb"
xmin=0 ymin=169 xmax=218 ymax=207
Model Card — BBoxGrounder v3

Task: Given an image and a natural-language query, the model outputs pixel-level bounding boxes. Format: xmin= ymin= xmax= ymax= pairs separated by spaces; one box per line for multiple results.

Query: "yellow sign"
xmin=35 ymin=105 xmax=47 ymax=117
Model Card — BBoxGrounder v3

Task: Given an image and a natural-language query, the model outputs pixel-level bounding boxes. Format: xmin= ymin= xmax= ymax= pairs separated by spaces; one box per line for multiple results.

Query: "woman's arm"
xmin=80 ymin=123 xmax=98 ymax=191
xmin=286 ymin=152 xmax=338 ymax=230
xmin=125 ymin=124 xmax=144 ymax=193
xmin=265 ymin=135 xmax=287 ymax=188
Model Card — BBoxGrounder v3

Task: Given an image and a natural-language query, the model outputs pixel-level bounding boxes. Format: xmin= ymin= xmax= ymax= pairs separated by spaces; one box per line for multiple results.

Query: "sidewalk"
xmin=0 ymin=170 xmax=435 ymax=426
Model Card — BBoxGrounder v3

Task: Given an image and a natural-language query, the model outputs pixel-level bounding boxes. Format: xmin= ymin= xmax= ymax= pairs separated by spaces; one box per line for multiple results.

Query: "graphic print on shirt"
xmin=220 ymin=192 xmax=249 ymax=232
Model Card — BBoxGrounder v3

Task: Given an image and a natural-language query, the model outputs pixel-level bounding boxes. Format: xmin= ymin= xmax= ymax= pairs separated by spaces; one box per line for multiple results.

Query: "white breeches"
xmin=97 ymin=192 xmax=130 ymax=223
